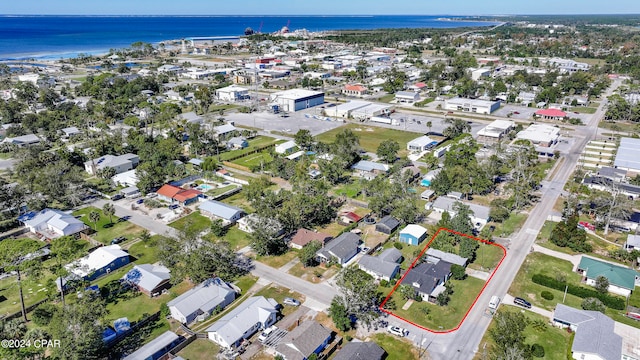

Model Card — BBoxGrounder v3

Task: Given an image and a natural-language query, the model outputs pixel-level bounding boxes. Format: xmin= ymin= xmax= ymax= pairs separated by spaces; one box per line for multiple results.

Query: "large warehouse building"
xmin=476 ymin=120 xmax=515 ymax=143
xmin=516 ymin=124 xmax=560 ymax=147
xmin=444 ymin=97 xmax=500 ymax=114
xmin=270 ymin=89 xmax=324 ymax=112
xmin=614 ymin=137 xmax=640 ymax=174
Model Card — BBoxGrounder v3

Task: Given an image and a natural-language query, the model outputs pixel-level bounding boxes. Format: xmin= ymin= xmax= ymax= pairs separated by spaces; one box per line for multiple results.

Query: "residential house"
xmin=341 ymin=212 xmax=362 ymax=224
xmin=227 ymin=137 xmax=249 ymax=149
xmin=358 ymin=248 xmax=402 ymax=281
xmin=552 ymin=304 xmax=622 ymax=360
xmin=123 ymin=331 xmax=184 ymax=360
xmin=425 ymin=248 xmax=468 ymax=267
xmin=583 ymin=176 xmax=640 ymax=200
xmin=316 ymin=232 xmax=361 ymax=265
xmin=275 ymin=140 xmax=297 ymax=154
xmin=19 ymin=208 xmax=87 ymax=239
xmin=56 ymin=245 xmax=130 ymax=290
xmin=60 ymin=126 xmax=81 ymax=138
xmin=401 ymin=260 xmax=452 ymax=302
xmin=1 ymin=134 xmax=41 ymax=147
xmin=206 ymin=296 xmax=279 ymax=349
xmin=421 ymin=189 xmax=436 ymax=201
xmin=407 ymin=135 xmax=438 ymax=152
xmin=122 ymin=264 xmax=171 ymax=297
xmin=430 ymin=197 xmax=491 ymax=229
xmin=120 ymin=186 xmax=141 ymax=198
xmin=156 ymin=184 xmax=202 ymax=206
xmin=198 ymin=200 xmax=245 ymax=224
xmin=84 ymin=153 xmax=140 ymax=176
xmin=178 ymin=112 xmax=204 ymax=125
xmin=576 ymin=256 xmax=640 ymax=297
xmin=624 ymin=234 xmax=640 ymax=251
xmin=343 ymin=84 xmax=368 ymax=97
xmin=289 ymin=228 xmax=332 ymax=250
xmin=399 ymin=224 xmax=428 ymax=246
xmin=275 ymin=321 xmax=333 ymax=360
xmin=214 ymin=123 xmax=237 ymax=139
xmin=351 ymin=160 xmax=389 ymax=180
xmin=375 ymin=215 xmax=400 ymax=234
xmin=420 ymin=169 xmax=441 ymax=187
xmin=167 ymin=278 xmax=236 ymax=324
xmin=237 ymin=213 xmax=285 ymax=236
xmin=111 ymin=169 xmax=139 ymax=187
xmin=333 ymin=341 xmax=386 ymax=360
xmin=395 ymin=91 xmax=420 ymax=103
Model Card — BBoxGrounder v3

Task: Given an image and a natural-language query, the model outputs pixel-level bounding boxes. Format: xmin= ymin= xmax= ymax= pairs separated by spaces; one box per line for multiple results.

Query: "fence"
xmin=0 ymin=226 xmax=29 ymax=241
xmin=167 ymin=334 xmax=197 ymax=357
xmin=221 ymin=143 xmax=276 ymax=163
xmin=209 ymin=186 xmax=242 ymax=201
xmin=0 ymin=298 xmax=49 ymax=321
xmin=170 ymin=174 xmax=203 ymax=187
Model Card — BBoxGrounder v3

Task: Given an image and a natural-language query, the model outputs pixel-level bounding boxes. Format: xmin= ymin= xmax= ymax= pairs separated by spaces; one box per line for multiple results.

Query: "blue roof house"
xmin=399 ymin=224 xmax=428 ymax=246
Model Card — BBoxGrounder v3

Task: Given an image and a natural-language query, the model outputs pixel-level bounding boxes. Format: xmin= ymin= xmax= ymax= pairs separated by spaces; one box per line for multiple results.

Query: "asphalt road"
xmin=424 ymin=80 xmax=621 ymax=360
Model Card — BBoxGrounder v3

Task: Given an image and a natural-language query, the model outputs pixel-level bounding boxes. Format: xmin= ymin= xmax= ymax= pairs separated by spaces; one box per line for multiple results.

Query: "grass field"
xmin=255 ymin=250 xmax=299 ymax=269
xmin=473 ymin=305 xmax=571 ymax=360
xmin=254 ymin=284 xmax=304 ymax=317
xmin=74 ymin=207 xmax=145 ymax=244
xmin=169 ymin=211 xmax=211 ymax=233
xmin=232 ymin=151 xmax=274 ymax=168
xmin=569 ymin=107 xmax=597 ymax=114
xmin=127 ymin=236 xmax=161 ymax=264
xmin=387 ymin=276 xmax=486 ymax=330
xmin=371 ymin=334 xmax=419 ymax=360
xmin=203 ymin=226 xmax=251 ymax=251
xmin=219 ymin=136 xmax=280 ymax=161
xmin=287 ymin=262 xmax=340 ymax=283
xmin=468 ymin=242 xmax=505 ymax=271
xmin=176 ymin=339 xmax=221 ymax=360
xmin=234 ymin=275 xmax=258 ymax=294
xmin=221 ymin=192 xmax=254 ymax=213
xmin=378 ymin=94 xmax=396 ymax=103
xmin=205 ymin=184 xmax=238 ymax=198
xmin=315 ymin=123 xmax=421 ymax=156
xmin=492 ymin=213 xmax=528 ymax=237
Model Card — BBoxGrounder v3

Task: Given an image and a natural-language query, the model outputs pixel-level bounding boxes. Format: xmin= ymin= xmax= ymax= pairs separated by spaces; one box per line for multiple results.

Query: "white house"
xmin=430 ymin=197 xmax=491 ymax=229
xmin=216 ymin=85 xmax=249 ymax=102
xmin=19 ymin=208 xmax=87 ymax=239
xmin=84 ymin=153 xmax=140 ymax=176
xmin=407 ymin=135 xmax=437 ymax=152
xmin=122 ymin=264 xmax=171 ymax=296
xmin=206 ymin=296 xmax=279 ymax=349
xmin=111 ymin=169 xmax=139 ymax=187
xmin=275 ymin=140 xmax=297 ymax=154
xmin=167 ymin=278 xmax=236 ymax=324
xmin=1 ymin=134 xmax=41 ymax=147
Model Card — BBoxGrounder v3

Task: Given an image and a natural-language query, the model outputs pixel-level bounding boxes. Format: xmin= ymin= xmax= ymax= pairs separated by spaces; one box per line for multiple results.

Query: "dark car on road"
xmin=513 ymin=297 xmax=532 ymax=309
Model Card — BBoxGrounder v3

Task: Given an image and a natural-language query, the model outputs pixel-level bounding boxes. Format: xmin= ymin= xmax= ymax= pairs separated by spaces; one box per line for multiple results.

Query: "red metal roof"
xmin=157 ymin=184 xmax=182 ymax=198
xmin=173 ymin=189 xmax=202 ymax=203
xmin=535 ymin=108 xmax=567 ymax=117
xmin=344 ymin=212 xmax=362 ymax=222
xmin=414 ymin=82 xmax=427 ymax=88
xmin=345 ymin=84 xmax=367 ymax=92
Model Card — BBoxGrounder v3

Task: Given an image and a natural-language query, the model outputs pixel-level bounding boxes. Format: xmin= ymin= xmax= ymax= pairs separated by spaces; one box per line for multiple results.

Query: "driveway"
xmin=90 ymin=198 xmax=178 ymax=237
xmin=503 ymin=294 xmax=553 ymax=319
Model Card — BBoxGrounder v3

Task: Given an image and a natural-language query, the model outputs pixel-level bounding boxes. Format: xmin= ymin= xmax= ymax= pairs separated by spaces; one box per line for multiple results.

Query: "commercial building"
xmin=516 ymin=123 xmax=560 ymax=147
xmin=471 ymin=67 xmax=492 ymax=81
xmin=614 ymin=137 xmax=640 ymax=174
xmin=216 ymin=85 xmax=249 ymax=101
xmin=395 ymin=91 xmax=420 ymax=103
xmin=270 ymin=89 xmax=324 ymax=112
xmin=407 ymin=135 xmax=438 ymax=152
xmin=332 ymin=100 xmax=393 ymax=119
xmin=444 ymin=97 xmax=500 ymax=114
xmin=343 ymin=84 xmax=368 ymax=97
xmin=476 ymin=120 xmax=515 ymax=144
xmin=535 ymin=108 xmax=567 ymax=120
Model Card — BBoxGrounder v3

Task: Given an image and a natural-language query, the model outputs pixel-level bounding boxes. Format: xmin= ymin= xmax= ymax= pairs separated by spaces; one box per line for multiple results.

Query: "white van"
xmin=488 ymin=296 xmax=501 ymax=310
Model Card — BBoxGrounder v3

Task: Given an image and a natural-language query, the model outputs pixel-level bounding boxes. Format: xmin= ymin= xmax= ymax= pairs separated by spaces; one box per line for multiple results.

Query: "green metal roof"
xmin=577 ymin=256 xmax=639 ymax=290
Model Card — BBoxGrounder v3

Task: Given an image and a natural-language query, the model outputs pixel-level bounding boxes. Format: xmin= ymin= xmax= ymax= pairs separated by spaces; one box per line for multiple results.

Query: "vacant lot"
xmin=468 ymin=242 xmax=505 ymax=271
xmin=371 ymin=334 xmax=419 ymax=360
xmin=74 ymin=207 xmax=145 ymax=244
xmin=176 ymin=339 xmax=221 ymax=360
xmin=315 ymin=123 xmax=421 ymax=156
xmin=219 ymin=136 xmax=281 ymax=161
xmin=232 ymin=151 xmax=274 ymax=168
xmin=169 ymin=211 xmax=211 ymax=233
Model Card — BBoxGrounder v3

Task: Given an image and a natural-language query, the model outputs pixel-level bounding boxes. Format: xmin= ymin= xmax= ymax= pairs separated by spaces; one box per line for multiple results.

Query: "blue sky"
xmin=1 ymin=0 xmax=639 ymax=15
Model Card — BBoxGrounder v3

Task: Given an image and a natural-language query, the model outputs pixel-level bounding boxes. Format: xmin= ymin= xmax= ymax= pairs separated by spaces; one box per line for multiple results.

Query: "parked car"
xmin=513 ymin=111 xmax=520 ymax=114
xmin=112 ymin=194 xmax=124 ymax=201
xmin=387 ymin=326 xmax=408 ymax=337
xmin=146 ymin=192 xmax=157 ymax=198
xmin=513 ymin=297 xmax=532 ymax=309
xmin=136 ymin=198 xmax=145 ymax=204
xmin=258 ymin=325 xmax=278 ymax=343
xmin=360 ymin=247 xmax=371 ymax=254
xmin=111 ymin=236 xmax=125 ymax=245
xmin=283 ymin=297 xmax=300 ymax=306
xmin=169 ymin=204 xmax=179 ymax=210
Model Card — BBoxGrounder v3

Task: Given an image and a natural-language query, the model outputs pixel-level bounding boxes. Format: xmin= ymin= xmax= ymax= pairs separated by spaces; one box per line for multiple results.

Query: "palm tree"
xmin=103 ymin=203 xmax=115 ymax=225
xmin=88 ymin=210 xmax=101 ymax=231
xmin=3 ymin=319 xmax=27 ymax=339
xmin=426 ymin=121 xmax=433 ymax=134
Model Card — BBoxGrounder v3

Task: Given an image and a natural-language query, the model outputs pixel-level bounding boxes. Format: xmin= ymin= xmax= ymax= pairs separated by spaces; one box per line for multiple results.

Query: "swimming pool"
xmin=197 ymin=184 xmax=215 ymax=191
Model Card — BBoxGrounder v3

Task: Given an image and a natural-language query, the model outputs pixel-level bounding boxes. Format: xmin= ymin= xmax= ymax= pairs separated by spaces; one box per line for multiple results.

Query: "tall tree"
xmin=488 ymin=311 xmax=530 ymax=360
xmin=376 ymin=139 xmax=400 ymax=163
xmin=88 ymin=210 xmax=101 ymax=231
xmin=0 ymin=238 xmax=43 ymax=321
xmin=102 ymin=203 xmax=116 ymax=225
xmin=294 ymin=129 xmax=314 ymax=150
xmin=50 ymin=236 xmax=85 ymax=306
xmin=333 ymin=267 xmax=380 ymax=329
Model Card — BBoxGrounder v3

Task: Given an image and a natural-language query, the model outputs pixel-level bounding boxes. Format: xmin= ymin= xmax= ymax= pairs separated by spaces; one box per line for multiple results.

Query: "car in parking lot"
xmin=513 ymin=297 xmax=532 ymax=309
xmin=513 ymin=111 xmax=520 ymax=114
xmin=111 ymin=236 xmax=125 ymax=245
xmin=136 ymin=198 xmax=145 ymax=204
xmin=112 ymin=194 xmax=124 ymax=201
xmin=283 ymin=297 xmax=300 ymax=306
xmin=387 ymin=326 xmax=408 ymax=337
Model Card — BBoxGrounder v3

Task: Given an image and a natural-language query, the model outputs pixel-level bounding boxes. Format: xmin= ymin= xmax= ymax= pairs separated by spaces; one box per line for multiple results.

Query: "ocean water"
xmin=0 ymin=15 xmax=500 ymax=60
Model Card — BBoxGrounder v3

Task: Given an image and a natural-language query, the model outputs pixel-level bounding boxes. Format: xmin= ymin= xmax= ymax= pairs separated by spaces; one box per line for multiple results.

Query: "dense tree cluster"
xmin=549 ymin=215 xmax=592 ymax=252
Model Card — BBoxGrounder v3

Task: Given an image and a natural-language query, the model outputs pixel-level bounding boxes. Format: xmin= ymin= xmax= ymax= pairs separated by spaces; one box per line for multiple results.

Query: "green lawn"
xmin=378 ymin=94 xmax=396 ymax=103
xmin=468 ymin=242 xmax=505 ymax=271
xmin=287 ymin=262 xmax=339 ymax=283
xmin=169 ymin=212 xmax=211 ymax=233
xmin=473 ymin=305 xmax=571 ymax=360
xmin=569 ymin=107 xmax=597 ymax=114
xmin=334 ymin=181 xmax=367 ymax=200
xmin=219 ymin=136 xmax=280 ymax=161
xmin=232 ymin=151 xmax=274 ymax=168
xmin=74 ymin=207 xmax=145 ymax=244
xmin=205 ymin=184 xmax=238 ymax=198
xmin=234 ymin=275 xmax=259 ymax=294
xmin=220 ymin=192 xmax=254 ymax=213
xmin=388 ymin=277 xmax=486 ymax=330
xmin=254 ymin=284 xmax=304 ymax=316
xmin=493 ymin=213 xmax=528 ymax=237
xmin=630 ymin=288 xmax=640 ymax=308
xmin=0 ymin=272 xmax=54 ymax=317
xmin=255 ymin=249 xmax=299 ymax=269
xmin=371 ymin=334 xmax=418 ymax=360
xmin=127 ymin=236 xmax=161 ymax=264
xmin=176 ymin=339 xmax=220 ymax=360
xmin=315 ymin=123 xmax=421 ymax=155
xmin=203 ymin=227 xmax=251 ymax=251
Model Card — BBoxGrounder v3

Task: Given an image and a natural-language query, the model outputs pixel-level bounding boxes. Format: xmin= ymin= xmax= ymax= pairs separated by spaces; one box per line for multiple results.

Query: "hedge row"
xmin=531 ymin=274 xmax=625 ymax=310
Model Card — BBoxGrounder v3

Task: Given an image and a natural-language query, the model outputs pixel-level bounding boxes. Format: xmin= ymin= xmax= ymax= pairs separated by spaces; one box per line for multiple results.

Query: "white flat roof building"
xmin=614 ymin=137 xmax=640 ymax=174
xmin=333 ymin=100 xmax=371 ymax=118
xmin=216 ymin=85 xmax=249 ymax=102
xmin=407 ymin=135 xmax=438 ymax=152
xmin=477 ymin=120 xmax=515 ymax=143
xmin=516 ymin=124 xmax=560 ymax=147
xmin=351 ymin=103 xmax=393 ymax=120
xmin=270 ymin=89 xmax=324 ymax=112
xmin=444 ymin=97 xmax=500 ymax=114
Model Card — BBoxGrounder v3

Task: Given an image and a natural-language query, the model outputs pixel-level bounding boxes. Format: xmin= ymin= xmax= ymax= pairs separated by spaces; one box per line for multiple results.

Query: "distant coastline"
xmin=0 ymin=15 xmax=500 ymax=60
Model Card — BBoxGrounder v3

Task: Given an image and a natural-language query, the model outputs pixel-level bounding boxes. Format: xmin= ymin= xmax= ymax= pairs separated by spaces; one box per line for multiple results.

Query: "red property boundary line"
xmin=379 ymin=227 xmax=507 ymax=334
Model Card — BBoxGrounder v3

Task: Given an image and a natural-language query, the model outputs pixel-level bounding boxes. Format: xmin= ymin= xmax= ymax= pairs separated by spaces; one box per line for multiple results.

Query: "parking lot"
xmin=493 ymin=104 xmax=593 ymax=124
xmin=224 ymin=108 xmax=345 ymax=136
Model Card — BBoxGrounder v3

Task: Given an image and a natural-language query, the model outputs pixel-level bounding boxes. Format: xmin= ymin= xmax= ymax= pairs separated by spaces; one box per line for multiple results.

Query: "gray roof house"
xmin=167 ymin=278 xmax=236 ymax=324
xmin=123 ymin=331 xmax=183 ymax=360
xmin=316 ymin=232 xmax=361 ymax=265
xmin=198 ymin=200 xmax=245 ymax=224
xmin=375 ymin=215 xmax=400 ymax=234
xmin=214 ymin=123 xmax=237 ymax=138
xmin=275 ymin=321 xmax=333 ymax=360
xmin=425 ymin=248 xmax=468 ymax=267
xmin=553 ymin=304 xmax=622 ymax=360
xmin=334 ymin=341 xmax=386 ymax=360
xmin=358 ymin=248 xmax=402 ymax=281
xmin=431 ymin=197 xmax=491 ymax=229
xmin=624 ymin=234 xmax=640 ymax=251
xmin=83 ymin=153 xmax=140 ymax=176
xmin=401 ymin=260 xmax=452 ymax=302
xmin=122 ymin=264 xmax=171 ymax=296
xmin=1 ymin=134 xmax=41 ymax=146
xmin=61 ymin=126 xmax=81 ymax=137
xmin=178 ymin=111 xmax=204 ymax=124
xmin=206 ymin=296 xmax=279 ymax=349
